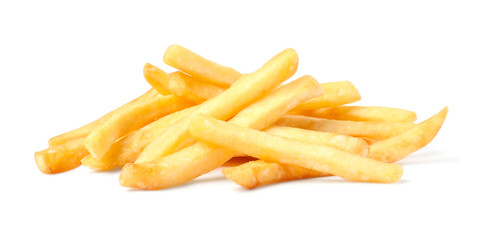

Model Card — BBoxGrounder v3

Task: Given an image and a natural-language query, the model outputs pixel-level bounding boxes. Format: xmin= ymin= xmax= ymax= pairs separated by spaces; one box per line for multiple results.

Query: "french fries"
xmin=276 ymin=115 xmax=416 ymax=140
xmin=189 ymin=114 xmax=404 ymax=183
xmin=37 ymin=44 xmax=448 ymax=190
xmin=120 ymin=76 xmax=324 ymax=189
xmin=47 ymin=88 xmax=158 ymax=146
xmin=85 ymin=94 xmax=194 ymax=159
xmin=292 ymin=81 xmax=361 ymax=110
xmin=222 ymin=160 xmax=329 ymax=189
xmin=368 ymin=107 xmax=448 ymax=163
xmin=164 ymin=44 xmax=241 ymax=87
xmin=295 ymin=106 xmax=417 ymax=122
xmin=82 ymin=106 xmax=198 ymax=170
xmin=35 ymin=138 xmax=89 ymax=173
xmin=134 ymin=48 xmax=299 ymax=164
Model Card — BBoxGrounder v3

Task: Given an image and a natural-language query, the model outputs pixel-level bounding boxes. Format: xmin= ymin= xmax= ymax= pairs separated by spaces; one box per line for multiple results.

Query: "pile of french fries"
xmin=35 ymin=45 xmax=448 ymax=190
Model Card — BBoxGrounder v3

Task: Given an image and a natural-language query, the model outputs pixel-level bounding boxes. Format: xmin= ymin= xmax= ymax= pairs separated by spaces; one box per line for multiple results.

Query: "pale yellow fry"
xmin=134 ymin=48 xmax=299 ymax=164
xmin=265 ymin=126 xmax=368 ymax=156
xmin=293 ymin=81 xmax=361 ymax=110
xmin=189 ymin=114 xmax=403 ymax=183
xmin=85 ymin=94 xmax=194 ymax=159
xmin=276 ymin=115 xmax=416 ymax=140
xmin=222 ymin=160 xmax=329 ymax=189
xmin=143 ymin=63 xmax=172 ymax=95
xmin=47 ymin=88 xmax=158 ymax=146
xmin=163 ymin=44 xmax=241 ymax=87
xmin=120 ymin=76 xmax=323 ymax=190
xmin=369 ymin=107 xmax=448 ymax=163
xmin=35 ymin=138 xmax=88 ymax=174
xmin=82 ymin=106 xmax=198 ymax=170
xmin=296 ymin=106 xmax=417 ymax=122
xmin=167 ymin=71 xmax=226 ymax=103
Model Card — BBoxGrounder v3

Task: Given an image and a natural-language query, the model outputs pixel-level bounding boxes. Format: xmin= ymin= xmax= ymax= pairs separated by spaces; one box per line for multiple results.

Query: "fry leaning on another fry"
xmin=189 ymin=114 xmax=403 ymax=183
xmin=295 ymin=106 xmax=417 ymax=122
xmin=276 ymin=115 xmax=416 ymax=140
xmin=120 ymin=75 xmax=324 ymax=189
xmin=368 ymin=107 xmax=448 ymax=163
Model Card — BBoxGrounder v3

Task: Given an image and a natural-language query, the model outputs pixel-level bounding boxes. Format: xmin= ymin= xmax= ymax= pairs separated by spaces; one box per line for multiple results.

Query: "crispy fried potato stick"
xmin=144 ymin=63 xmax=226 ymax=103
xmin=163 ymin=45 xmax=241 ymax=87
xmin=47 ymin=88 xmax=159 ymax=146
xmin=82 ymin=106 xmax=198 ymax=170
xmin=265 ymin=126 xmax=368 ymax=156
xmin=222 ymin=160 xmax=329 ymax=189
xmin=120 ymin=76 xmax=323 ymax=189
xmin=189 ymin=115 xmax=403 ymax=183
xmin=84 ymin=94 xmax=194 ymax=159
xmin=35 ymin=138 xmax=89 ymax=173
xmin=276 ymin=115 xmax=416 ymax=140
xmin=292 ymin=81 xmax=361 ymax=110
xmin=142 ymin=63 xmax=172 ymax=95
xmin=134 ymin=48 xmax=299 ymax=164
xmin=369 ymin=107 xmax=448 ymax=163
xmin=295 ymin=106 xmax=417 ymax=122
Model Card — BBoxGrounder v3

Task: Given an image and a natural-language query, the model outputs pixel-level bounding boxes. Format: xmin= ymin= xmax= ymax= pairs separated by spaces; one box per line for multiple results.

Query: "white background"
xmin=1 ymin=1 xmax=484 ymax=239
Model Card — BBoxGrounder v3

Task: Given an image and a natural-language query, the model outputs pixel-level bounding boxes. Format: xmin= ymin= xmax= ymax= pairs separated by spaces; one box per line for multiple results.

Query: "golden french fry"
xmin=265 ymin=126 xmax=368 ymax=156
xmin=120 ymin=75 xmax=323 ymax=189
xmin=84 ymin=94 xmax=194 ymax=159
xmin=82 ymin=106 xmax=198 ymax=170
xmin=163 ymin=45 xmax=241 ymax=87
xmin=222 ymin=160 xmax=329 ymax=189
xmin=293 ymin=81 xmax=361 ymax=110
xmin=134 ymin=48 xmax=299 ymax=164
xmin=47 ymin=88 xmax=159 ymax=146
xmin=369 ymin=107 xmax=448 ymax=163
xmin=276 ymin=115 xmax=416 ymax=140
xmin=143 ymin=63 xmax=172 ymax=95
xmin=296 ymin=106 xmax=417 ymax=122
xmin=189 ymin=114 xmax=403 ymax=183
xmin=35 ymin=138 xmax=89 ymax=174
xmin=167 ymin=71 xmax=226 ymax=103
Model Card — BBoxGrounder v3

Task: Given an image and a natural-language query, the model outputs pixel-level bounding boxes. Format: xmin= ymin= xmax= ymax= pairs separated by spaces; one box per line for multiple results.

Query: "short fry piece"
xmin=265 ymin=126 xmax=368 ymax=156
xmin=293 ymin=81 xmax=361 ymax=110
xmin=84 ymin=94 xmax=194 ymax=159
xmin=82 ymin=106 xmax=198 ymax=170
xmin=120 ymin=76 xmax=323 ymax=189
xmin=369 ymin=107 xmax=448 ymax=163
xmin=276 ymin=115 xmax=416 ymax=140
xmin=296 ymin=106 xmax=417 ymax=122
xmin=134 ymin=48 xmax=299 ymax=164
xmin=163 ymin=45 xmax=241 ymax=87
xmin=189 ymin=114 xmax=403 ymax=183
xmin=35 ymin=138 xmax=88 ymax=173
xmin=222 ymin=160 xmax=329 ymax=189
xmin=47 ymin=88 xmax=159 ymax=146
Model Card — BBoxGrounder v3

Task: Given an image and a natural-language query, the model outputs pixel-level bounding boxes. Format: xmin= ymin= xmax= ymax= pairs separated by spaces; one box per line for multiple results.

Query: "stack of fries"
xmin=35 ymin=45 xmax=448 ymax=190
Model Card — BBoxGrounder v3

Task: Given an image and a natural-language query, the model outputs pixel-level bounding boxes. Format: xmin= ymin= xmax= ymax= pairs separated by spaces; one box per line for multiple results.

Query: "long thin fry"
xmin=84 ymin=94 xmax=194 ymax=159
xmin=222 ymin=160 xmax=329 ymax=189
xmin=368 ymin=107 xmax=448 ymax=163
xmin=82 ymin=106 xmax=198 ymax=170
xmin=163 ymin=45 xmax=241 ymax=87
xmin=295 ymin=106 xmax=417 ymax=122
xmin=276 ymin=115 xmax=416 ymax=140
xmin=47 ymin=88 xmax=158 ymax=146
xmin=189 ymin=114 xmax=403 ymax=183
xmin=120 ymin=76 xmax=323 ymax=189
xmin=134 ymin=48 xmax=299 ymax=164
xmin=293 ymin=81 xmax=361 ymax=110
xmin=35 ymin=138 xmax=89 ymax=173
xmin=265 ymin=126 xmax=368 ymax=156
